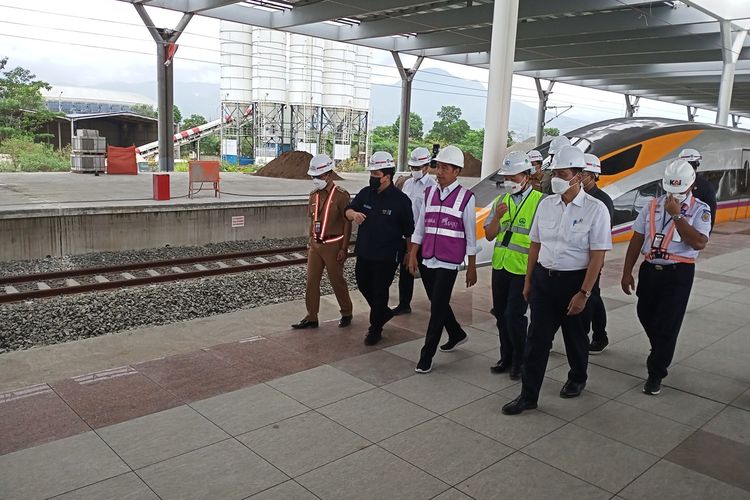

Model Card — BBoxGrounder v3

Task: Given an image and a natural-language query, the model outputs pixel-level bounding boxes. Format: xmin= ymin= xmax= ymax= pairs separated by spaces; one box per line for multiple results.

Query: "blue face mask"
xmin=369 ymin=176 xmax=381 ymax=189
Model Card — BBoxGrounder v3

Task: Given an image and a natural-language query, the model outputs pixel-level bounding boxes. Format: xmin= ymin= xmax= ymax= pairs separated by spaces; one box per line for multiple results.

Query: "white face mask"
xmin=671 ymin=192 xmax=688 ymax=203
xmin=551 ymin=176 xmax=576 ymax=195
xmin=311 ymin=178 xmax=327 ymax=191
xmin=504 ymin=180 xmax=524 ymax=195
xmin=411 ymin=170 xmax=424 ymax=180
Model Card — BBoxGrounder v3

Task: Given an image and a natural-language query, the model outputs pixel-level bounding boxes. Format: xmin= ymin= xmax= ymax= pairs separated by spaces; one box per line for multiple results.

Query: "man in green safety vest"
xmin=484 ymin=151 xmax=544 ymax=380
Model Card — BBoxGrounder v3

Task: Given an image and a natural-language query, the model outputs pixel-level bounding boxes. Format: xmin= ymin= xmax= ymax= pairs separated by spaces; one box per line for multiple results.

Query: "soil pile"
xmin=255 ymin=151 xmax=342 ymax=180
xmin=461 ymin=152 xmax=482 ymax=177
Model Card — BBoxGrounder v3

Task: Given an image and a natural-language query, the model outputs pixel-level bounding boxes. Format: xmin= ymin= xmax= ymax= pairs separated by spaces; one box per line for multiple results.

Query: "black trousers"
xmin=492 ymin=268 xmax=528 ymax=369
xmin=355 ymin=257 xmax=399 ymax=333
xmin=521 ymin=264 xmax=591 ymax=403
xmin=583 ymin=277 xmax=608 ymax=342
xmin=636 ymin=261 xmax=694 ymax=379
xmin=397 ymin=248 xmax=423 ymax=308
xmin=419 ymin=266 xmax=465 ymax=361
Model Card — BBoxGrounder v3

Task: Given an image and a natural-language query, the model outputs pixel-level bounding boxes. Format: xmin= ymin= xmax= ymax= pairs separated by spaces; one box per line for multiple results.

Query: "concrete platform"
xmin=1 ymin=232 xmax=749 ymax=499
xmin=0 ymin=172 xmax=480 ymax=260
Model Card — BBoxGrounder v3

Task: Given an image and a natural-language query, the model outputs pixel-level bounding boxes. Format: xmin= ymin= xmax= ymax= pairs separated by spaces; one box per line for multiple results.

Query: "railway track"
xmin=0 ymin=245 xmax=327 ymax=304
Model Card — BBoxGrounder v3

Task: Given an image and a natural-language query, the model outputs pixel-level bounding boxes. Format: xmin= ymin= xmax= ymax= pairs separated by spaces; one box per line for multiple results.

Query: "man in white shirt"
xmin=408 ymin=145 xmax=477 ymax=374
xmin=503 ymin=146 xmax=612 ymax=415
xmin=393 ymin=147 xmax=438 ymax=316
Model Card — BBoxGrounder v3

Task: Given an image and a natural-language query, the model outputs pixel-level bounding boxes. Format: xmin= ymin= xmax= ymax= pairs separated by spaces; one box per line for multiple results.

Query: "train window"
xmin=571 ymin=138 xmax=591 ymax=152
xmin=739 ymin=160 xmax=750 ymax=196
xmin=600 ymin=144 xmax=642 ymax=176
xmin=634 ymin=181 xmax=661 ymax=214
xmin=612 ymin=189 xmax=637 ymax=227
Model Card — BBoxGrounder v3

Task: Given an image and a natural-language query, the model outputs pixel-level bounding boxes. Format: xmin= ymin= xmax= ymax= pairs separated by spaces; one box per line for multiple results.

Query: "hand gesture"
xmin=494 ymin=202 xmax=509 ymax=220
xmin=664 ymin=195 xmax=681 ymax=217
xmin=621 ymin=274 xmax=635 ymax=295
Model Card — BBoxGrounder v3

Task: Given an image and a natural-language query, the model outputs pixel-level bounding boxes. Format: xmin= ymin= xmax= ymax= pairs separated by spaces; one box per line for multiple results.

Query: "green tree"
xmin=393 ymin=112 xmax=423 ymax=140
xmin=173 ymin=105 xmax=182 ymax=125
xmin=544 ymin=127 xmax=560 ymax=137
xmin=427 ymin=105 xmax=470 ymax=144
xmin=130 ymin=103 xmax=157 ymax=118
xmin=459 ymin=128 xmax=484 ymax=160
xmin=0 ymin=57 xmax=58 ymax=141
xmin=507 ymin=130 xmax=516 ymax=147
xmin=370 ymin=124 xmax=399 ymax=156
xmin=182 ymin=114 xmax=206 ymax=129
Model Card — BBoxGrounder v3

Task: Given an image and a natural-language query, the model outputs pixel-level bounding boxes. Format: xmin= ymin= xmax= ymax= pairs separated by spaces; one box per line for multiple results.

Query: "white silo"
xmin=251 ymin=28 xmax=288 ymax=162
xmin=219 ymin=21 xmax=253 ymax=161
xmin=323 ymin=40 xmax=356 ymax=160
xmin=289 ymin=35 xmax=324 ymax=154
xmin=353 ymin=45 xmax=372 ymax=112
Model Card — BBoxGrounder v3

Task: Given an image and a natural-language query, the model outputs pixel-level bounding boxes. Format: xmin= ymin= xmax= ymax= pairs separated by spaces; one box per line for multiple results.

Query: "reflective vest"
xmin=312 ymin=185 xmax=344 ymax=244
xmin=491 ymin=189 xmax=544 ymax=274
xmin=643 ymin=197 xmax=696 ymax=264
xmin=421 ymin=185 xmax=474 ymax=264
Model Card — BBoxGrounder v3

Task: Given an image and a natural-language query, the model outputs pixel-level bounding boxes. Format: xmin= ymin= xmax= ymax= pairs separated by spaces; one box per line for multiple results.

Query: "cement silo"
xmin=219 ymin=21 xmax=253 ymax=162
xmin=252 ymin=28 xmax=288 ymax=163
xmin=288 ymin=34 xmax=324 ymax=155
xmin=322 ymin=40 xmax=356 ymax=160
xmin=352 ymin=45 xmax=372 ymax=163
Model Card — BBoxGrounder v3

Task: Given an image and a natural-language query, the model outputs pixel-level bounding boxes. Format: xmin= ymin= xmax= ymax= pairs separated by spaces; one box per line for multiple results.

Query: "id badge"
xmin=314 ymin=221 xmax=322 ymax=235
xmin=651 ymin=233 xmax=664 ymax=249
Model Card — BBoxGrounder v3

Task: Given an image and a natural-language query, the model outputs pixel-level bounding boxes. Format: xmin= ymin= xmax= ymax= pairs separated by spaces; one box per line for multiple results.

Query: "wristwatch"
xmin=579 ymin=289 xmax=591 ymax=298
xmin=671 ymin=213 xmax=684 ymax=222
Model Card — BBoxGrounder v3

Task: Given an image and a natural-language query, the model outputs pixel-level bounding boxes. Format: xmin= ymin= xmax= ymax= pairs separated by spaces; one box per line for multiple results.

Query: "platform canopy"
xmin=121 ymin=0 xmax=750 ymax=117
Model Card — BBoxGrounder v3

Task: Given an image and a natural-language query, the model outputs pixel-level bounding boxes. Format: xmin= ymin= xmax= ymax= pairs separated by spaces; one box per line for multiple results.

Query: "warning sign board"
xmin=231 ymin=216 xmax=245 ymax=228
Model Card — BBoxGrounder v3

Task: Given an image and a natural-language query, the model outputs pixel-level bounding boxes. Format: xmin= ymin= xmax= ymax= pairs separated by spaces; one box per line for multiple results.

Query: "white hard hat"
xmin=527 ymin=150 xmax=543 ymax=162
xmin=434 ymin=145 xmax=464 ymax=168
xmin=499 ymin=151 xmax=533 ymax=176
xmin=678 ymin=148 xmax=702 ymax=162
xmin=548 ymin=136 xmax=571 ymax=155
xmin=583 ymin=153 xmax=601 ymax=174
xmin=550 ymin=145 xmax=586 ymax=170
xmin=408 ymin=147 xmax=432 ymax=167
xmin=367 ymin=151 xmax=395 ymax=170
xmin=663 ymin=159 xmax=696 ymax=193
xmin=307 ymin=153 xmax=334 ymax=176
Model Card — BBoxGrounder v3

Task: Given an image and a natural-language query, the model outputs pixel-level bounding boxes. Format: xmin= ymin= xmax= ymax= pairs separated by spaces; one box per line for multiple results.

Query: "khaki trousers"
xmin=305 ymin=240 xmax=353 ymax=320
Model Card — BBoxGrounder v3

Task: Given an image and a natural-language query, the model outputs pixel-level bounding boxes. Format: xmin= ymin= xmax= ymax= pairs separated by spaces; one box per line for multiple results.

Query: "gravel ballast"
xmin=0 ymin=238 xmax=362 ymax=354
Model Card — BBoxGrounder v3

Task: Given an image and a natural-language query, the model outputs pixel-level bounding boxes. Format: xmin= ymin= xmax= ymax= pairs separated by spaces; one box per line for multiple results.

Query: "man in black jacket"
xmin=582 ymin=154 xmax=614 ymax=354
xmin=679 ymin=148 xmax=717 ymax=230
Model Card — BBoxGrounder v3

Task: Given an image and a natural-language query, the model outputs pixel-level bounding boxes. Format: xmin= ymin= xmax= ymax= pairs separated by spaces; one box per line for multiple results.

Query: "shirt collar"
xmin=439 ymin=179 xmax=460 ymax=195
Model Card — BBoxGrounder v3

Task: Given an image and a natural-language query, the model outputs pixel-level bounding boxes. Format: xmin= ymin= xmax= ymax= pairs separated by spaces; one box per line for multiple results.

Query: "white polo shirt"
xmin=530 ymin=188 xmax=612 ymax=271
xmin=412 ymin=179 xmax=477 ymax=270
xmin=402 ymin=174 xmax=438 ymax=227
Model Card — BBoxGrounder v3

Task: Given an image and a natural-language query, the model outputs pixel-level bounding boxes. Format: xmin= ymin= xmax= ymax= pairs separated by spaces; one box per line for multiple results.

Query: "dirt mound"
xmin=254 ymin=151 xmax=342 ymax=180
xmin=461 ymin=152 xmax=482 ymax=177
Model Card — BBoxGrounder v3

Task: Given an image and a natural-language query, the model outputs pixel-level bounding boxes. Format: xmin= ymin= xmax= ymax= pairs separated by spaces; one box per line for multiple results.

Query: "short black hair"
xmin=381 ymin=167 xmax=395 ymax=179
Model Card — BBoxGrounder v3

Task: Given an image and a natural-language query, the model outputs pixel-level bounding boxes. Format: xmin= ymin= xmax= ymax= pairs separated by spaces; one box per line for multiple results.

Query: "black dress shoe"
xmin=291 ymin=319 xmax=319 ymax=329
xmin=501 ymin=395 xmax=537 ymax=415
xmin=364 ymin=331 xmax=382 ymax=346
xmin=559 ymin=380 xmax=586 ymax=398
xmin=391 ymin=305 xmax=411 ymax=316
xmin=509 ymin=367 xmax=522 ymax=380
xmin=490 ymin=360 xmax=511 ymax=374
xmin=338 ymin=315 xmax=352 ymax=328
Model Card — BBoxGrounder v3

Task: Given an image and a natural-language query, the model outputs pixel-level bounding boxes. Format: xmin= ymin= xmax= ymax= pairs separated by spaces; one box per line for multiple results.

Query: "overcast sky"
xmin=0 ymin=0 xmax=738 ymax=128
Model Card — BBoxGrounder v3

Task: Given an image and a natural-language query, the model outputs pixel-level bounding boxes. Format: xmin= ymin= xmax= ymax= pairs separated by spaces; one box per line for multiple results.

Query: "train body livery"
xmin=471 ymin=117 xmax=750 ymax=265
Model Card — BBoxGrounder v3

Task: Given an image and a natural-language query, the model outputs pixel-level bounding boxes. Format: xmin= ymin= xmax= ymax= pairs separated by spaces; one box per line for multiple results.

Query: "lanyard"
xmin=660 ymin=197 xmax=694 ymax=232
xmin=505 ymin=189 xmax=531 ymax=228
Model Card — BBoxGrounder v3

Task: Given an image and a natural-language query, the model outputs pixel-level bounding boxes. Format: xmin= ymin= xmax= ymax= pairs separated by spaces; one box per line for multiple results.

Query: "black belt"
xmin=536 ymin=263 xmax=586 ymax=277
xmin=644 ymin=261 xmax=693 ymax=271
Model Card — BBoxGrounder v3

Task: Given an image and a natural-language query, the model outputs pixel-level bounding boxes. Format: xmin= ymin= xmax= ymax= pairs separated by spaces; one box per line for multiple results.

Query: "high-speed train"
xmin=471 ymin=117 xmax=750 ymax=265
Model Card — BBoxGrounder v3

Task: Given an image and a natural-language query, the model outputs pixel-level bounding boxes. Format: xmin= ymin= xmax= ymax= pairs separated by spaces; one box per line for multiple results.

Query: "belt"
xmin=645 ymin=261 xmax=693 ymax=271
xmin=314 ymin=235 xmax=343 ymax=244
xmin=536 ymin=263 xmax=586 ymax=277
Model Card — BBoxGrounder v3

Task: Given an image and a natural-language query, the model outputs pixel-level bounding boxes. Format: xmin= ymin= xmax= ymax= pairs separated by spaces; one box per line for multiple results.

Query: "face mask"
xmin=411 ymin=170 xmax=424 ymax=180
xmin=369 ymin=176 xmax=381 ymax=190
xmin=504 ymin=180 xmax=524 ymax=195
xmin=311 ymin=178 xmax=327 ymax=191
xmin=671 ymin=192 xmax=688 ymax=203
xmin=551 ymin=176 xmax=575 ymax=195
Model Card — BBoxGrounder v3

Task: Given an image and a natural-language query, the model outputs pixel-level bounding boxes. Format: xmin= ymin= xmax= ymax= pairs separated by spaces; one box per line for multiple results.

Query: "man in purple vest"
xmin=407 ymin=145 xmax=478 ymax=373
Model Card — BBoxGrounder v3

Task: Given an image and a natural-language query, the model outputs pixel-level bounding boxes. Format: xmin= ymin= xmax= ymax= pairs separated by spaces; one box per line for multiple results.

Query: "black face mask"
xmin=369 ymin=176 xmax=381 ymax=190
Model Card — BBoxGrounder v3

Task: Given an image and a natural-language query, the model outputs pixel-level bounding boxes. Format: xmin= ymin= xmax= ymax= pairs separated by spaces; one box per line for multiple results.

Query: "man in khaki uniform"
xmin=292 ymin=154 xmax=353 ymax=329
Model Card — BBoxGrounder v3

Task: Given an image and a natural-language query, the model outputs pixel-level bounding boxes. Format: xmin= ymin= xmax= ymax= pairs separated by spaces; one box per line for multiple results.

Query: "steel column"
xmin=392 ymin=52 xmax=423 ymax=172
xmin=625 ymin=94 xmax=640 ymax=117
xmin=535 ymin=78 xmax=554 ymax=146
xmin=481 ymin=0 xmax=519 ymax=178
xmin=717 ymin=21 xmax=748 ymax=126
xmin=134 ymin=4 xmax=192 ymax=172
xmin=687 ymin=105 xmax=698 ymax=122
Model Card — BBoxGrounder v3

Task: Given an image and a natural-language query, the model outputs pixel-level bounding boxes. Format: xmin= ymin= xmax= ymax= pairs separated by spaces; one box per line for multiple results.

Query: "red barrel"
xmin=152 ymin=173 xmax=171 ymax=201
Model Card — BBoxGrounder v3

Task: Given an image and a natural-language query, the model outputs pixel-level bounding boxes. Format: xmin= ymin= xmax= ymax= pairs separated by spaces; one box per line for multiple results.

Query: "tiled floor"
xmin=1 ymin=231 xmax=750 ymax=499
